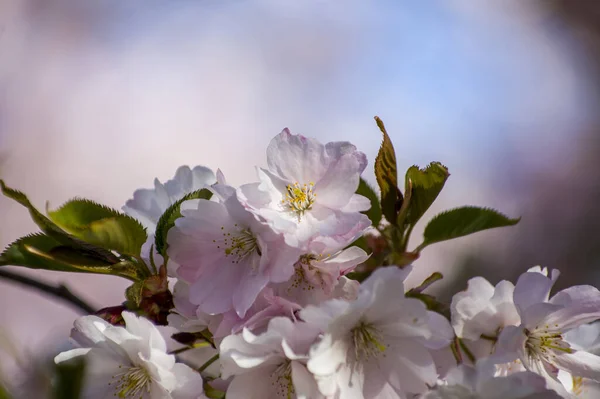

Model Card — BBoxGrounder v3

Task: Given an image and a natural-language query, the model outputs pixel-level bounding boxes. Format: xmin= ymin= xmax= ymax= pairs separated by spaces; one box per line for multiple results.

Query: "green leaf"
xmin=0 ymin=382 xmax=11 ymax=399
xmin=48 ymin=199 xmax=147 ymax=257
xmin=373 ymin=116 xmax=402 ymax=225
xmin=155 ymin=189 xmax=213 ymax=257
xmin=53 ymin=357 xmax=86 ymax=399
xmin=356 ymin=178 xmax=382 ymax=227
xmin=0 ymin=234 xmax=140 ymax=279
xmin=419 ymin=206 xmax=520 ymax=250
xmin=402 ymin=162 xmax=449 ymax=226
xmin=125 ymin=280 xmax=144 ymax=307
xmin=0 ymin=181 xmax=118 ymax=264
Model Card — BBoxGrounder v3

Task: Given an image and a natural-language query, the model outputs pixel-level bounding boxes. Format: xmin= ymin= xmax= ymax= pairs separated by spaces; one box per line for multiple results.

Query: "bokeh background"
xmin=1 ymin=0 xmax=599 ymax=393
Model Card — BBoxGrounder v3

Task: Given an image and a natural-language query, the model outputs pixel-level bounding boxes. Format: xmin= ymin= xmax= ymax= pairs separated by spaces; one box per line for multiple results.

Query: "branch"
xmin=0 ymin=269 xmax=95 ymax=314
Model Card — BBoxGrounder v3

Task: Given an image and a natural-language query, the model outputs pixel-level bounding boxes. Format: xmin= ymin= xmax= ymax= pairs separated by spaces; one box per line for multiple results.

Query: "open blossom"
xmin=300 ymin=266 xmax=453 ymax=399
xmin=123 ymin=165 xmax=219 ymax=273
xmin=123 ymin=165 xmax=218 ymax=231
xmin=220 ymin=317 xmax=323 ymax=399
xmin=451 ymin=277 xmax=520 ymax=341
xmin=495 ymin=268 xmax=600 ymax=395
xmin=273 ymin=243 xmax=366 ymax=307
xmin=167 ymin=187 xmax=302 ymax=318
xmin=237 ymin=129 xmax=371 ymax=248
xmin=54 ymin=312 xmax=204 ymax=399
xmin=420 ymin=362 xmax=562 ymax=399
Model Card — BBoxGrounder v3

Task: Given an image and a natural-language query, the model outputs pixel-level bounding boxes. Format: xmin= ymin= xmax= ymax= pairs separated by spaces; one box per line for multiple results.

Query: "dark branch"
xmin=0 ymin=269 xmax=95 ymax=314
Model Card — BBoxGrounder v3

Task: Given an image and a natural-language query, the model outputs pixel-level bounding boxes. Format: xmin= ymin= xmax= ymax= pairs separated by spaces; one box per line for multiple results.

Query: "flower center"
xmin=110 ymin=365 xmax=152 ymax=398
xmin=281 ymin=182 xmax=316 ymax=219
xmin=215 ymin=225 xmax=261 ymax=264
xmin=286 ymin=254 xmax=325 ymax=294
xmin=270 ymin=360 xmax=295 ymax=399
xmin=525 ymin=326 xmax=573 ymax=361
xmin=351 ymin=321 xmax=387 ymax=361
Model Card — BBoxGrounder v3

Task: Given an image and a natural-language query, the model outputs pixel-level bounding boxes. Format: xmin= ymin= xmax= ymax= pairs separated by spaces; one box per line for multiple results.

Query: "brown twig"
xmin=0 ymin=269 xmax=95 ymax=314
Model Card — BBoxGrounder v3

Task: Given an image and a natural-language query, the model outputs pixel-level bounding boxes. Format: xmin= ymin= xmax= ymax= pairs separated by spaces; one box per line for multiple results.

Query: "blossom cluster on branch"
xmin=1 ymin=117 xmax=599 ymax=399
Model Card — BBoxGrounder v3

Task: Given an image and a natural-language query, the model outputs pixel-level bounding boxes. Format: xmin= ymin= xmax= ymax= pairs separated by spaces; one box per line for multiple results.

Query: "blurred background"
xmin=1 ymin=0 xmax=599 ymax=394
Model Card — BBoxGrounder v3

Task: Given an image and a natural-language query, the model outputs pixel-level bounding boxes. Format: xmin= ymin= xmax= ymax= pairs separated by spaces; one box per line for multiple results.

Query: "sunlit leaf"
xmin=0 ymin=233 xmax=140 ymax=280
xmin=373 ymin=116 xmax=402 ymax=225
xmin=419 ymin=206 xmax=520 ymax=250
xmin=402 ymin=162 xmax=449 ymax=226
xmin=48 ymin=199 xmax=147 ymax=257
xmin=155 ymin=188 xmax=213 ymax=257
xmin=0 ymin=181 xmax=117 ymax=264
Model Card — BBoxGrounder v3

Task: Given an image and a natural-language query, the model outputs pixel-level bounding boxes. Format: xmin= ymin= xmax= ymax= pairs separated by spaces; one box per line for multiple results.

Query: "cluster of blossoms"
xmin=3 ymin=123 xmax=600 ymax=399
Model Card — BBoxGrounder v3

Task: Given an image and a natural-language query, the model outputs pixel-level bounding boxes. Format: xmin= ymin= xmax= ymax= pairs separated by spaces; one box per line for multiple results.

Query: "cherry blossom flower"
xmin=167 ymin=187 xmax=302 ymax=318
xmin=237 ymin=129 xmax=371 ymax=248
xmin=54 ymin=312 xmax=205 ymax=399
xmin=123 ymin=165 xmax=219 ymax=273
xmin=420 ymin=362 xmax=562 ymax=399
xmin=220 ymin=317 xmax=323 ymax=399
xmin=451 ymin=277 xmax=520 ymax=342
xmin=495 ymin=269 xmax=600 ymax=395
xmin=301 ymin=266 xmax=453 ymax=399
xmin=273 ymin=244 xmax=366 ymax=307
xmin=123 ymin=165 xmax=218 ymax=230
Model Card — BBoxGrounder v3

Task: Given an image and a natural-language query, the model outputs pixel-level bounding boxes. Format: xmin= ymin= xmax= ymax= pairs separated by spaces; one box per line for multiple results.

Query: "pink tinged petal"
xmin=383 ymin=338 xmax=438 ymax=393
xmin=299 ymin=299 xmax=352 ymax=331
xmin=224 ymin=367 xmax=280 ymax=399
xmin=520 ymin=302 xmax=562 ymax=330
xmin=170 ymin=363 xmax=205 ymax=399
xmin=339 ymin=194 xmax=371 ymax=213
xmin=496 ymin=325 xmax=528 ymax=360
xmin=550 ymin=285 xmax=600 ymax=307
xmin=313 ymin=150 xmax=368 ymax=209
xmin=323 ymin=246 xmax=369 ymax=276
xmin=267 ymin=129 xmax=329 ymax=183
xmin=553 ymin=351 xmax=600 ymax=381
xmin=513 ymin=271 xmax=557 ymax=316
xmin=189 ymin=263 xmax=241 ymax=315
xmin=232 ymin=267 xmax=270 ymax=318
xmin=211 ymin=183 xmax=236 ymax=202
xmin=423 ymin=311 xmax=454 ymax=350
xmin=291 ymin=361 xmax=323 ymax=399
xmin=543 ymin=298 xmax=600 ymax=331
xmin=122 ymin=178 xmax=170 ymax=230
xmin=236 ymin=182 xmax=274 ymax=212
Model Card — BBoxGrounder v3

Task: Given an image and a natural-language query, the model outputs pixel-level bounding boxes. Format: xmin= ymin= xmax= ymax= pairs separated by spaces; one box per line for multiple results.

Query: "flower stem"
xmin=197 ymin=354 xmax=219 ymax=373
xmin=0 ymin=269 xmax=95 ymax=314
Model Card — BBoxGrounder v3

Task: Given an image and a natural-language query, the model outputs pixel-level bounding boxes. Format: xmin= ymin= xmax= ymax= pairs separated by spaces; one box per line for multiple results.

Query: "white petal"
xmin=266 ymin=129 xmax=330 ymax=183
xmin=72 ymin=316 xmax=112 ymax=346
xmin=291 ymin=361 xmax=323 ymax=399
xmin=553 ymin=350 xmax=600 ymax=381
xmin=339 ymin=194 xmax=371 ymax=212
xmin=54 ymin=348 xmax=92 ymax=364
xmin=122 ymin=311 xmax=168 ymax=353
xmin=171 ymin=363 xmax=205 ymax=399
xmin=513 ymin=270 xmax=557 ymax=316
